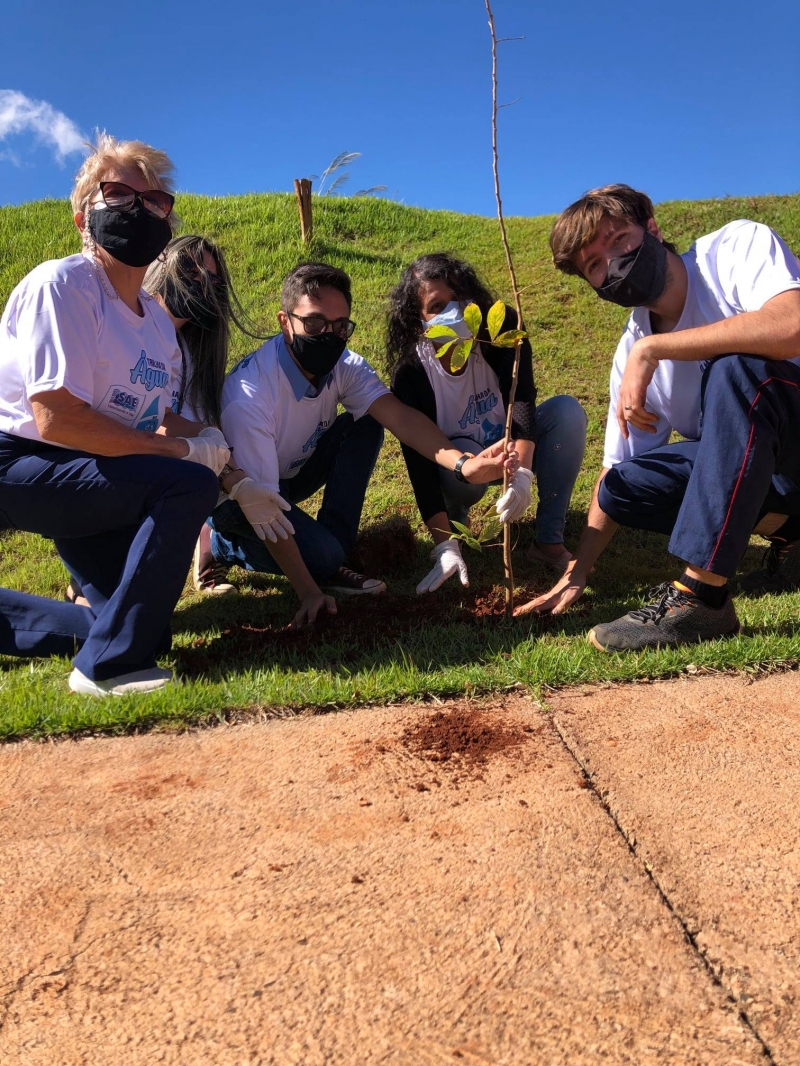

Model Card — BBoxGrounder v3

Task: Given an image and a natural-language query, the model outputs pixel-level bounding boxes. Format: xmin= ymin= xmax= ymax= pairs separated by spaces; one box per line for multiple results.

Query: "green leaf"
xmin=433 ymin=339 xmax=458 ymax=361
xmin=449 ymin=340 xmax=473 ymax=372
xmin=492 ymin=329 xmax=527 ymax=347
xmin=463 ymin=302 xmax=482 ymax=337
xmin=478 ymin=514 xmax=503 ymax=543
xmin=424 ymin=324 xmax=459 ymax=340
xmin=450 ymin=521 xmax=482 ymax=552
xmin=487 ymin=300 xmax=506 ymax=341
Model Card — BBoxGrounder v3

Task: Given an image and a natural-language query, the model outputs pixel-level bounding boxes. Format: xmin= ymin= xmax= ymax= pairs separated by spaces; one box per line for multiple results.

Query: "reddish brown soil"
xmin=176 ymin=588 xmax=528 ymax=676
xmin=399 ymin=705 xmax=538 ymax=778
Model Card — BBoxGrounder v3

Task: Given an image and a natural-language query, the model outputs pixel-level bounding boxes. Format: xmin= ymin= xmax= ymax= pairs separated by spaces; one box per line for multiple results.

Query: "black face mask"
xmin=595 ymin=230 xmax=668 ymax=308
xmin=88 ymin=203 xmax=172 ymax=268
xmin=289 ymin=330 xmax=347 ymax=378
xmin=162 ymin=275 xmax=224 ymax=329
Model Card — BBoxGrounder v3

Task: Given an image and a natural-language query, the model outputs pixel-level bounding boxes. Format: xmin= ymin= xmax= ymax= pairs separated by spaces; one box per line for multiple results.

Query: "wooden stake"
xmin=293 ymin=178 xmax=313 ymax=243
xmin=485 ymin=0 xmax=526 ymax=620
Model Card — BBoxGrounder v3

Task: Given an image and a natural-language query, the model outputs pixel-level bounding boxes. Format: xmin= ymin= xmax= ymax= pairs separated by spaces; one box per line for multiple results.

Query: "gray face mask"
xmin=595 ymin=230 xmax=668 ymax=308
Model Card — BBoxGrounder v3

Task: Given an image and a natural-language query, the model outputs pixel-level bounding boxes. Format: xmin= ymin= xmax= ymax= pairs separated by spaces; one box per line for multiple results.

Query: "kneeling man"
xmin=199 ymin=262 xmax=515 ymax=627
xmin=517 ymin=184 xmax=800 ymax=649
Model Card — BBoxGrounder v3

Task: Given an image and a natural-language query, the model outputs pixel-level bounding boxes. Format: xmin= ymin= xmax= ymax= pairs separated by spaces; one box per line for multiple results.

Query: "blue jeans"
xmin=210 ymin=413 xmax=384 ymax=582
xmin=0 ymin=433 xmax=218 ymax=680
xmin=439 ymin=394 xmax=587 ymax=540
xmin=598 ymin=354 xmax=800 ymax=577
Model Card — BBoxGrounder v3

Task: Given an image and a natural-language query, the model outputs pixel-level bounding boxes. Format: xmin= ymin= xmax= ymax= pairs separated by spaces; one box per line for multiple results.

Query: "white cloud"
xmin=0 ymin=89 xmax=86 ymax=164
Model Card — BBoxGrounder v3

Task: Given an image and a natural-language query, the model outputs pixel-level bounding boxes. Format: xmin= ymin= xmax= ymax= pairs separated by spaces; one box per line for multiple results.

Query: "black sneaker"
xmin=324 ymin=566 xmax=386 ymax=596
xmin=192 ymin=523 xmax=237 ymax=596
xmin=588 ymin=582 xmax=740 ymax=652
xmin=738 ymin=537 xmax=800 ymax=596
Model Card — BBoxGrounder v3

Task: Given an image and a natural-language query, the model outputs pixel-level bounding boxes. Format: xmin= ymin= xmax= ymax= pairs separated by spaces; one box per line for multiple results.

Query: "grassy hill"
xmin=1 ymin=191 xmax=799 ymax=738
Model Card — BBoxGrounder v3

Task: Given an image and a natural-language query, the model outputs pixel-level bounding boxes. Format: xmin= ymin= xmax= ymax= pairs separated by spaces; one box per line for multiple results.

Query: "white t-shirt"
xmin=0 ymin=253 xmax=180 ymax=444
xmin=220 ymin=334 xmax=389 ymax=492
xmin=171 ymin=334 xmax=205 ymax=424
xmin=417 ymin=339 xmax=506 ymax=446
xmin=603 ymin=220 xmax=800 ymax=468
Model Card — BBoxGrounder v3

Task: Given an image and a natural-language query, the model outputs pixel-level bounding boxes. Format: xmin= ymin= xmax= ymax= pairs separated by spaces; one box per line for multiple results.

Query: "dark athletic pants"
xmin=598 ymin=354 xmax=800 ymax=578
xmin=0 ymin=432 xmax=218 ymax=680
xmin=210 ymin=412 xmax=384 ymax=582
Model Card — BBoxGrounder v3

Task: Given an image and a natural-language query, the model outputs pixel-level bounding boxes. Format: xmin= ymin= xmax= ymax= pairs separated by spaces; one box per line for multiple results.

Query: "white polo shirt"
xmin=219 ymin=334 xmax=389 ymax=493
xmin=0 ymin=253 xmax=180 ymax=444
xmin=603 ymin=220 xmax=800 ymax=468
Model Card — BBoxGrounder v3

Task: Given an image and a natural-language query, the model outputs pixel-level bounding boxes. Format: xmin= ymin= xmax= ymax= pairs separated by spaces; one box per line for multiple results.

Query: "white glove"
xmin=495 ymin=466 xmax=533 ymax=524
xmin=228 ymin=477 xmax=295 ymax=543
xmin=416 ymin=539 xmax=469 ymax=594
xmin=197 ymin=425 xmax=230 ymax=450
xmin=180 ymin=435 xmax=230 ymax=475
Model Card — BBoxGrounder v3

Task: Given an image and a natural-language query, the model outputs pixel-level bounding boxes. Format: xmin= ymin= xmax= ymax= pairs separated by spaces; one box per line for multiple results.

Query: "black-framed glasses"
xmin=288 ymin=311 xmax=356 ymax=340
xmin=98 ymin=181 xmax=175 ymax=220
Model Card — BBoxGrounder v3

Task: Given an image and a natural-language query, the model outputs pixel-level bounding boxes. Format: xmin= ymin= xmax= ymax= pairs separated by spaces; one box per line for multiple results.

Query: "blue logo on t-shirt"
xmin=109 ymin=388 xmax=140 ymax=415
xmin=302 ymin=420 xmax=329 ymax=453
xmin=458 ymin=388 xmax=498 ymax=430
xmin=134 ymin=396 xmax=161 ymax=432
xmin=130 ymin=350 xmax=169 ymax=392
xmin=481 ymin=419 xmax=503 ymax=444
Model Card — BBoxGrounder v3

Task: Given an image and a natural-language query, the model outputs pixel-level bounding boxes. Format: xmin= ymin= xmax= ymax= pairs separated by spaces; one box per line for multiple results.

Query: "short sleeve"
xmin=16 ymin=281 xmax=99 ymax=404
xmin=220 ymin=394 xmax=280 ymax=493
xmin=715 ymin=221 xmax=800 ymax=313
xmin=338 ymin=354 xmax=390 ymax=419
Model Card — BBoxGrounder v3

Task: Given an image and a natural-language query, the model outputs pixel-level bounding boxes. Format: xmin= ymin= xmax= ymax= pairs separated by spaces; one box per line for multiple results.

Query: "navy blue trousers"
xmin=0 ymin=433 xmax=218 ymax=680
xmin=211 ymin=413 xmax=384 ymax=582
xmin=599 ymin=354 xmax=800 ymax=578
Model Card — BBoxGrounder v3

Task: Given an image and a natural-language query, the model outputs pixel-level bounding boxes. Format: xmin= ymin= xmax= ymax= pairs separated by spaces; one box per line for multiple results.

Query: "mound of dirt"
xmin=176 ymin=589 xmax=534 ymax=677
xmin=399 ymin=706 xmax=538 ymax=779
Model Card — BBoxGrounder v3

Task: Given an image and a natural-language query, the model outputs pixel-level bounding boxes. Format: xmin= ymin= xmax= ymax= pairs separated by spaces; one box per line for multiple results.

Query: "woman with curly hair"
xmin=389 ymin=252 xmax=587 ymax=594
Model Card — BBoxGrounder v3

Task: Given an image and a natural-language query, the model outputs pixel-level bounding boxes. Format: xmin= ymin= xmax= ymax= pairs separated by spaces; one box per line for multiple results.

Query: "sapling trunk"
xmin=485 ymin=0 xmax=526 ymax=619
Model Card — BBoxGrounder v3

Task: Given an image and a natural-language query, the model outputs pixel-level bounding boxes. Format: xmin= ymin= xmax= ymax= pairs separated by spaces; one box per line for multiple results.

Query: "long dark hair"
xmin=386 ymin=253 xmax=496 ymax=373
xmin=144 ymin=235 xmax=263 ymax=427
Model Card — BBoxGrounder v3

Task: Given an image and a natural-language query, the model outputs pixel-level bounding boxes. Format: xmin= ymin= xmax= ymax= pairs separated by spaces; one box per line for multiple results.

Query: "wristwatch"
xmin=453 ymin=453 xmax=472 ymax=483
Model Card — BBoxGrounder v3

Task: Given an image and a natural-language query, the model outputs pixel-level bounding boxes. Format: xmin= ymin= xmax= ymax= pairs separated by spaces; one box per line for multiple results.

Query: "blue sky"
xmin=2 ymin=0 xmax=799 ymax=217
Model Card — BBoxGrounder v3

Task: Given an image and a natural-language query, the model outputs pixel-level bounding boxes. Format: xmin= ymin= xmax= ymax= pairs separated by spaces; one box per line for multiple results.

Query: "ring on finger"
xmin=623 ymin=405 xmax=633 ymax=410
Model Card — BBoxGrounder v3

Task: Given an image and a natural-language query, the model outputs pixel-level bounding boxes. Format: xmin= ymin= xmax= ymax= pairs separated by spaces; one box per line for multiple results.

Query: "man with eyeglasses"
xmin=199 ymin=262 xmax=516 ymax=626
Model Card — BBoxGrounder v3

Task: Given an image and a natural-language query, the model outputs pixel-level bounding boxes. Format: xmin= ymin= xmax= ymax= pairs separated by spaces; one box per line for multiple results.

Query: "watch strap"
xmin=453 ymin=453 xmax=472 ymax=483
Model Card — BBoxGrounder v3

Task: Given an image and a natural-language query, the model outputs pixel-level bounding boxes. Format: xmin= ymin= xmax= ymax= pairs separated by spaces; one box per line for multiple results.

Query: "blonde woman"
xmin=0 ymin=134 xmax=229 ymax=696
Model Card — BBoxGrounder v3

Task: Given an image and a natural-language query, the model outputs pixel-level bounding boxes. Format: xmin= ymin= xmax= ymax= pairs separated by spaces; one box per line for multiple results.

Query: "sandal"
xmin=526 ymin=540 xmax=574 ymax=573
xmin=65 ymin=580 xmax=91 ymax=609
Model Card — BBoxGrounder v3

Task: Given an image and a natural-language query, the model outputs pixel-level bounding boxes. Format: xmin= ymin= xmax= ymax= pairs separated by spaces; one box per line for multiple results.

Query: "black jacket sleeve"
xmin=390 ymin=359 xmax=449 ymax=525
xmin=479 ymin=305 xmax=537 ymax=441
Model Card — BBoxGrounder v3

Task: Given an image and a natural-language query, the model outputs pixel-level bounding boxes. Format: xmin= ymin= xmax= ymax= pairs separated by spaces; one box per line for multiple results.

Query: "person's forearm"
xmin=159 ymin=411 xmax=206 ymax=438
xmin=34 ymin=402 xmax=189 ymax=458
xmin=426 ymin=511 xmax=452 ymax=546
xmin=571 ymin=468 xmax=618 ymax=578
xmin=389 ymin=406 xmax=465 ymax=470
xmin=516 ymin=439 xmax=534 ymax=468
xmin=262 ymin=534 xmax=321 ymax=602
xmin=646 ymin=292 xmax=800 ymax=363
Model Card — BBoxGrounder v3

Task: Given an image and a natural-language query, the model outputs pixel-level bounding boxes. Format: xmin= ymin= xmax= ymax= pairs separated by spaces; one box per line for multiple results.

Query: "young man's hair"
xmin=281 ymin=262 xmax=352 ymax=312
xmin=550 ymin=184 xmax=676 ymax=276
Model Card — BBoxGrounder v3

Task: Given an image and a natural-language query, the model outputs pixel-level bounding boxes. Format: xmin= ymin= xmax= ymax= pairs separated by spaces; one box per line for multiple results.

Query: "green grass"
xmin=1 ymin=191 xmax=800 ymax=739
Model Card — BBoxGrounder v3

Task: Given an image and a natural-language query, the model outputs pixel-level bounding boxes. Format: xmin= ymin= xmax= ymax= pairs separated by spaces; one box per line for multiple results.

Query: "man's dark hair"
xmin=550 ymin=184 xmax=676 ymax=276
xmin=281 ymin=262 xmax=352 ymax=312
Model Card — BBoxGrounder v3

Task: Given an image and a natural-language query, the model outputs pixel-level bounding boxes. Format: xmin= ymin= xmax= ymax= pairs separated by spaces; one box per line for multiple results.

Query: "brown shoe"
xmin=526 ymin=540 xmax=573 ymax=573
xmin=192 ymin=523 xmax=237 ymax=596
xmin=324 ymin=566 xmax=386 ymax=596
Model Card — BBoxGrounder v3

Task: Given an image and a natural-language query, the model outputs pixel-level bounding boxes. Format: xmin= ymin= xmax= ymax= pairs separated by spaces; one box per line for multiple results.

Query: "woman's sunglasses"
xmin=98 ymin=181 xmax=175 ymax=220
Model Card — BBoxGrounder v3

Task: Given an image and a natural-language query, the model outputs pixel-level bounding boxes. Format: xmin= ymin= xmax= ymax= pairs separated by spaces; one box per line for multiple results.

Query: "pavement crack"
xmin=544 ymin=710 xmax=778 ymax=1066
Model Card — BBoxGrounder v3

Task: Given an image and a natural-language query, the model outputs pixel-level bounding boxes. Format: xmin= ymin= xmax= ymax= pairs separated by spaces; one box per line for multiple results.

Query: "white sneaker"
xmin=69 ymin=667 xmax=174 ymax=698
